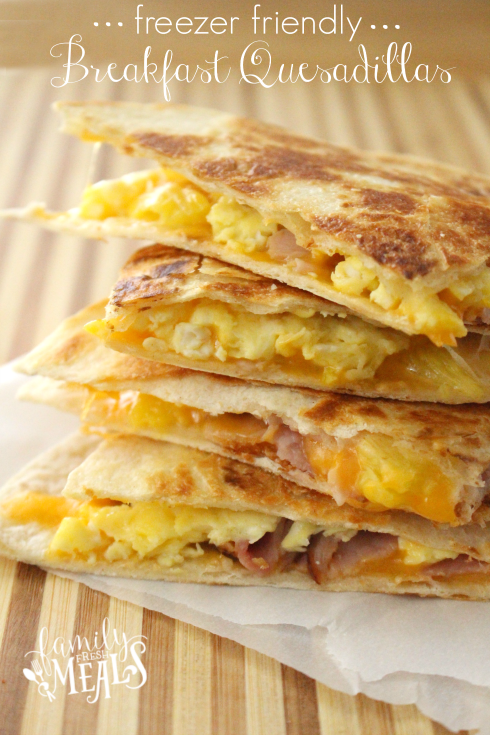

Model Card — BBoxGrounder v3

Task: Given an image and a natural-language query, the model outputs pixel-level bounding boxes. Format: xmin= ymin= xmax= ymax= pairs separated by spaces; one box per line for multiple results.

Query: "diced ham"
xmin=267 ymin=229 xmax=310 ymax=262
xmin=274 ymin=424 xmax=313 ymax=474
xmin=307 ymin=534 xmax=340 ymax=584
xmin=293 ymin=552 xmax=309 ymax=573
xmin=203 ymin=413 xmax=267 ymax=446
xmin=261 ymin=414 xmax=283 ymax=442
xmin=308 ymin=531 xmax=398 ymax=584
xmin=478 ymin=334 xmax=490 ymax=352
xmin=424 ymin=555 xmax=490 ymax=578
xmin=481 ymin=308 xmax=490 ymax=325
xmin=293 ymin=258 xmax=317 ymax=275
xmin=235 ymin=518 xmax=296 ymax=576
xmin=328 ymin=532 xmax=398 ymax=580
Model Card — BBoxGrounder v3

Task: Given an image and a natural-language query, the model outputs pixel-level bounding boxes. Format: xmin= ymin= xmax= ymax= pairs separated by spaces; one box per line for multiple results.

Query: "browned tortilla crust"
xmin=56 ymin=101 xmax=490 ymax=285
xmin=2 ymin=434 xmax=490 ymax=599
xmin=110 ymin=243 xmax=344 ymax=316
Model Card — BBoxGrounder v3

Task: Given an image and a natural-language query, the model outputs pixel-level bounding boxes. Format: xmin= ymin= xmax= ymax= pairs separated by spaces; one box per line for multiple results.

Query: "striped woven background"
xmin=2 ymin=69 xmax=490 ymax=734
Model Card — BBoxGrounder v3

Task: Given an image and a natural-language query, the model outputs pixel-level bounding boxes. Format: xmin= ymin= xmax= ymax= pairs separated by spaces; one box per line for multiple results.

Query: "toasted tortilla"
xmin=5 ymin=101 xmax=490 ymax=345
xmin=69 ymin=245 xmax=490 ymax=404
xmin=14 ymin=300 xmax=490 ymax=526
xmin=1 ymin=433 xmax=490 ymax=599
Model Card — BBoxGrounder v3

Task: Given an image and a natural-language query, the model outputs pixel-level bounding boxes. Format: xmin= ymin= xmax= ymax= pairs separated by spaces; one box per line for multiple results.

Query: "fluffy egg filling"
xmin=76 ymin=387 xmax=463 ymax=523
xmin=88 ymin=298 xmax=410 ymax=387
xmin=86 ymin=297 xmax=490 ymax=403
xmin=77 ymin=169 xmax=490 ymax=346
xmin=1 ymin=491 xmax=485 ymax=584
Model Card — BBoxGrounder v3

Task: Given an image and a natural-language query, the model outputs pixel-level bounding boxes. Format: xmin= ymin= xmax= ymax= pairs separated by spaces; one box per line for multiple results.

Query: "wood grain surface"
xmin=1 ymin=69 xmax=489 ymax=734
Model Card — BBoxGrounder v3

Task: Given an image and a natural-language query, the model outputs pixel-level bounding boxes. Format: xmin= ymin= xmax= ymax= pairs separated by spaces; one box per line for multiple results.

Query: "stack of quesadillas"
xmin=3 ymin=102 xmax=490 ymax=599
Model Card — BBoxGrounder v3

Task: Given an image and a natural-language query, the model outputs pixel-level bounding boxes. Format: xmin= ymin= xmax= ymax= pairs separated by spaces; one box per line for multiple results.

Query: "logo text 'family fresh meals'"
xmin=23 ymin=617 xmax=147 ymax=702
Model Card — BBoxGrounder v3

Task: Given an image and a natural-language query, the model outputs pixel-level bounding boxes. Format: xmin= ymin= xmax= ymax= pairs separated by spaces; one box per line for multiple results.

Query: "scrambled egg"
xmin=281 ymin=522 xmax=357 ymax=551
xmin=1 ymin=492 xmax=464 ymax=574
xmin=398 ymin=538 xmax=458 ymax=566
xmin=77 ymin=168 xmax=490 ymax=345
xmin=207 ymin=196 xmax=278 ymax=253
xmin=96 ymin=298 xmax=409 ymax=387
xmin=331 ymin=255 xmax=468 ymax=346
xmin=355 ymin=434 xmax=460 ymax=523
xmin=79 ymin=169 xmax=212 ymax=236
xmin=48 ymin=501 xmax=281 ymax=567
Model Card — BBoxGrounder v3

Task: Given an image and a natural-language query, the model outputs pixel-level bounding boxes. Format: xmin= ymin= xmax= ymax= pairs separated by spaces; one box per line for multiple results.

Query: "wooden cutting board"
xmin=0 ymin=559 xmax=463 ymax=735
xmin=1 ymin=69 xmax=489 ymax=734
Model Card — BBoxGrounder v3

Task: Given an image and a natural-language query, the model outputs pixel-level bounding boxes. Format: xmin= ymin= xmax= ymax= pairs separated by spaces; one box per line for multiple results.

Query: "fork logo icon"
xmin=23 ymin=662 xmax=56 ymax=701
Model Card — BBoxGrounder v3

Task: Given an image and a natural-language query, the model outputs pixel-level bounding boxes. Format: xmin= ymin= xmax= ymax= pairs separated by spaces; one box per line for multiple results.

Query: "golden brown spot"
xmin=168 ymin=466 xmax=195 ymax=498
xmin=356 ymin=404 xmax=387 ymax=419
xmin=222 ymin=460 xmax=256 ymax=490
xmin=303 ymin=395 xmax=346 ymax=422
xmin=150 ymin=259 xmax=195 ymax=279
xmin=312 ymin=214 xmax=436 ymax=279
xmin=125 ymin=243 xmax=187 ymax=267
xmin=132 ymin=132 xmax=206 ymax=158
xmin=55 ymin=334 xmax=88 ymax=363
xmin=246 ymin=147 xmax=343 ymax=182
xmin=361 ymin=189 xmax=417 ymax=214
xmin=195 ymin=158 xmax=238 ymax=179
xmin=231 ymin=180 xmax=268 ymax=196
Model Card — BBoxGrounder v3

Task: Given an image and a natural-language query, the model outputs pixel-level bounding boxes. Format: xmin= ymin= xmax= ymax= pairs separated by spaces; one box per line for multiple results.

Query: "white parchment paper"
xmin=1 ymin=362 xmax=490 ymax=733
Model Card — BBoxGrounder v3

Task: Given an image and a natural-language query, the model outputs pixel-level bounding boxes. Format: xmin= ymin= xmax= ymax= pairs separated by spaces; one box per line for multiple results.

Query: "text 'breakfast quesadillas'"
xmin=6 ymin=101 xmax=490 ymax=346
xmin=15 ymin=302 xmax=490 ymax=526
xmin=75 ymin=244 xmax=490 ymax=404
xmin=2 ymin=433 xmax=490 ymax=600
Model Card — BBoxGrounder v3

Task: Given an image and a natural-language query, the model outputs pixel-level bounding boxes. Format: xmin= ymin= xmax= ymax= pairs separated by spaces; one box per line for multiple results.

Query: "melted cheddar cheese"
xmin=77 ymin=387 xmax=461 ymax=524
xmin=77 ymin=168 xmax=490 ymax=345
xmin=0 ymin=492 xmax=466 ymax=579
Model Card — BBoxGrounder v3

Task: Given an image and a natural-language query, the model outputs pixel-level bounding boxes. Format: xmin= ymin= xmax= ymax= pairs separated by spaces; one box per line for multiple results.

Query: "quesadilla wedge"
xmin=76 ymin=244 xmax=490 ymax=404
xmin=2 ymin=433 xmax=490 ymax=600
xmin=15 ymin=302 xmax=490 ymax=526
xmin=5 ymin=101 xmax=490 ymax=347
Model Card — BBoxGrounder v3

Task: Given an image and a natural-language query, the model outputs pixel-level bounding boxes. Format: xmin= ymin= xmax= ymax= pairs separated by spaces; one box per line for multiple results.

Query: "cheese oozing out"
xmin=0 ymin=491 xmax=467 ymax=578
xmin=76 ymin=387 xmax=463 ymax=524
xmin=76 ymin=168 xmax=490 ymax=346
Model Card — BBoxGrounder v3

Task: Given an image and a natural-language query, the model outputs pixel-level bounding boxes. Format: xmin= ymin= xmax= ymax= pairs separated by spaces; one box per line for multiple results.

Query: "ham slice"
xmin=203 ymin=413 xmax=267 ymax=446
xmin=267 ymin=230 xmax=310 ymax=262
xmin=205 ymin=413 xmax=313 ymax=476
xmin=274 ymin=424 xmax=313 ymax=474
xmin=308 ymin=531 xmax=398 ymax=584
xmin=235 ymin=518 xmax=296 ymax=576
xmin=481 ymin=308 xmax=490 ymax=325
xmin=328 ymin=532 xmax=398 ymax=580
xmin=424 ymin=555 xmax=490 ymax=578
xmin=307 ymin=534 xmax=340 ymax=584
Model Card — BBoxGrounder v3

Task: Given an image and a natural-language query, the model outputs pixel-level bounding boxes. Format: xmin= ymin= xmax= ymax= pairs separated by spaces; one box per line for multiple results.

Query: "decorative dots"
xmin=94 ymin=21 xmax=123 ymax=28
xmin=383 ymin=25 xmax=388 ymax=29
xmin=395 ymin=24 xmax=400 ymax=29
xmin=371 ymin=24 xmax=376 ymax=29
